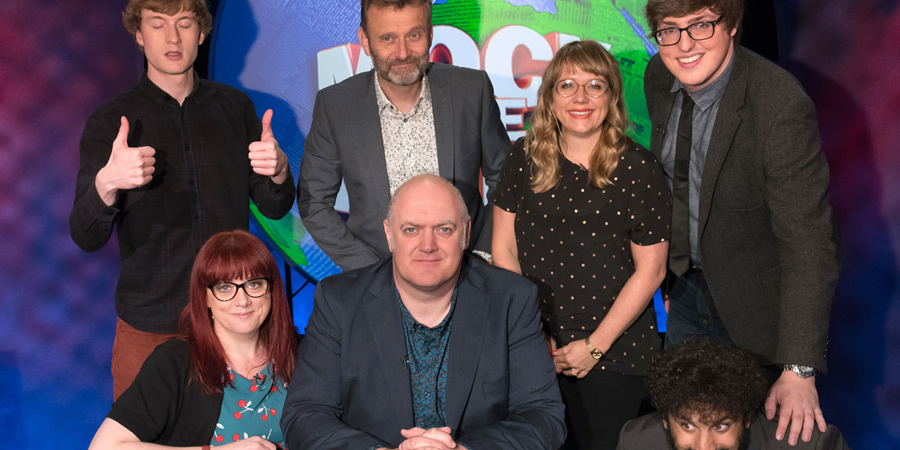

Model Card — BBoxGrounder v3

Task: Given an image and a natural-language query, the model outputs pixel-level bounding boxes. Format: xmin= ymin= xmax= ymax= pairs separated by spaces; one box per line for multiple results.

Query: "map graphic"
xmin=505 ymin=0 xmax=558 ymax=14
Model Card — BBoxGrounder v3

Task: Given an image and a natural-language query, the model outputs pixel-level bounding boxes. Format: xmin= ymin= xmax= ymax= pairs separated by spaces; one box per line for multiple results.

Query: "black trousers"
xmin=557 ymin=369 xmax=648 ymax=449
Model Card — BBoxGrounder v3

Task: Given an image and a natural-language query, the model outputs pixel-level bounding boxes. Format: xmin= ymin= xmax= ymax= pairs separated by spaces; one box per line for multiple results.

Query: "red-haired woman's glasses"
xmin=208 ymin=278 xmax=270 ymax=301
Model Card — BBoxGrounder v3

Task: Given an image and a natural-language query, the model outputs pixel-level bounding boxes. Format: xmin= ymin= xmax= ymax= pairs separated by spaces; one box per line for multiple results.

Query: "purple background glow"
xmin=0 ymin=0 xmax=897 ymax=447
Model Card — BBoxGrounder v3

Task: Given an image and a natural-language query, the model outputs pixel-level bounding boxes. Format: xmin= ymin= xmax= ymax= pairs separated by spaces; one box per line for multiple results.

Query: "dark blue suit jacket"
xmin=281 ymin=256 xmax=566 ymax=449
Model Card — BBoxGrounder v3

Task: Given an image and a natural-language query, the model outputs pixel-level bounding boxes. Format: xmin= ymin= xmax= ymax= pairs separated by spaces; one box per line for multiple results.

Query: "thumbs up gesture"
xmin=95 ymin=116 xmax=156 ymax=206
xmin=248 ymin=109 xmax=288 ymax=184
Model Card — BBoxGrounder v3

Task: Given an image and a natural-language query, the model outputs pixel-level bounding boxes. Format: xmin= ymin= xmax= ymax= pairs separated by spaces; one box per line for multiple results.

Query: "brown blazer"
xmin=644 ymin=46 xmax=840 ymax=370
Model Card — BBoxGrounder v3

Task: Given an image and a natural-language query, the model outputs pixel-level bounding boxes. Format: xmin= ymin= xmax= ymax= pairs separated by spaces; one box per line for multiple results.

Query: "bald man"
xmin=282 ymin=175 xmax=565 ymax=449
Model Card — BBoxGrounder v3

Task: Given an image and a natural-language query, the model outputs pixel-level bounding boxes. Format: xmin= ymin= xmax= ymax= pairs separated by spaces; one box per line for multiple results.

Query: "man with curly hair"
xmin=617 ymin=340 xmax=851 ymax=449
xmin=70 ymin=0 xmax=295 ymax=399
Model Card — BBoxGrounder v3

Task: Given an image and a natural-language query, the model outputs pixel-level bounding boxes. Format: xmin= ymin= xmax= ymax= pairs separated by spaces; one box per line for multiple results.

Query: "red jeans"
xmin=112 ymin=318 xmax=180 ymax=400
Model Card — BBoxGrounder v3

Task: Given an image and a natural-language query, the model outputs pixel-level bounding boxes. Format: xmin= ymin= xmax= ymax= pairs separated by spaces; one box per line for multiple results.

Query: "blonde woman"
xmin=492 ymin=40 xmax=671 ymax=449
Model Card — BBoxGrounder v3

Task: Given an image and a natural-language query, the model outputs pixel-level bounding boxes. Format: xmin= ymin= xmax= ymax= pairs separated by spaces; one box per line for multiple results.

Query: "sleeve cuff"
xmin=471 ymin=250 xmax=492 ymax=264
xmin=85 ymin=181 xmax=120 ymax=225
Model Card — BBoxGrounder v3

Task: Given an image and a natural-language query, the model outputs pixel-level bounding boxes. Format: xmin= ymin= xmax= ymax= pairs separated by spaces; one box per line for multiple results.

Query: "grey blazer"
xmin=644 ymin=47 xmax=840 ymax=370
xmin=280 ymin=255 xmax=566 ymax=449
xmin=297 ymin=63 xmax=509 ymax=271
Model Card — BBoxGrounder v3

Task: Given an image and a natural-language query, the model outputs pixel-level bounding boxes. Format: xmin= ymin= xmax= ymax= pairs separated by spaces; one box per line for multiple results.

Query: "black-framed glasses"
xmin=653 ymin=18 xmax=721 ymax=46
xmin=208 ymin=278 xmax=270 ymax=302
xmin=554 ymin=79 xmax=609 ymax=98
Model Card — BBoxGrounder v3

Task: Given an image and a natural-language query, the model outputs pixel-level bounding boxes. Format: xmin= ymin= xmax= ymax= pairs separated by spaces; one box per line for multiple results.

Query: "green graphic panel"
xmin=433 ymin=0 xmax=657 ymax=148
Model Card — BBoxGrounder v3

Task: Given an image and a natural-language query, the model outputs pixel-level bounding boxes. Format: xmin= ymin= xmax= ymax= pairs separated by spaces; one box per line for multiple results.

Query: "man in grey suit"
xmin=617 ymin=340 xmax=851 ymax=450
xmin=642 ymin=0 xmax=840 ymax=446
xmin=297 ymin=0 xmax=509 ymax=271
xmin=281 ymin=174 xmax=566 ymax=449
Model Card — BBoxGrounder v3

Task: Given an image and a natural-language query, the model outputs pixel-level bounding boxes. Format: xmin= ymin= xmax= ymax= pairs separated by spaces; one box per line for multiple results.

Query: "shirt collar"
xmin=397 ymin=286 xmax=458 ymax=333
xmin=670 ymin=52 xmax=735 ymax=112
xmin=139 ymin=70 xmax=202 ymax=107
xmin=374 ymin=71 xmax=431 ymax=116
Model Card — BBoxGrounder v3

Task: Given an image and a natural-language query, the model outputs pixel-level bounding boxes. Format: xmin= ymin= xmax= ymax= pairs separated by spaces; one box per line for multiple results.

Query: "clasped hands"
xmin=547 ymin=335 xmax=598 ymax=379
xmin=379 ymin=426 xmax=467 ymax=450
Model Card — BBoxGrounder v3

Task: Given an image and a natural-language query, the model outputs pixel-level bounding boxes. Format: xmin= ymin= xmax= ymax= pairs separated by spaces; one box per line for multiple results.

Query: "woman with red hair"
xmin=90 ymin=230 xmax=299 ymax=449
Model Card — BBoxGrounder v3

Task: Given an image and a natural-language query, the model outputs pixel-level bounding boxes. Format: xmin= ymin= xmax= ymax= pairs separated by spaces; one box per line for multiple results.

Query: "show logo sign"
xmin=211 ymin=0 xmax=655 ymax=282
xmin=317 ymin=27 xmax=585 ymax=141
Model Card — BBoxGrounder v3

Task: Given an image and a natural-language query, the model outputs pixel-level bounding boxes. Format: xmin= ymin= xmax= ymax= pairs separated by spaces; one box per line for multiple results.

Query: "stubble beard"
xmin=373 ymin=52 xmax=428 ymax=86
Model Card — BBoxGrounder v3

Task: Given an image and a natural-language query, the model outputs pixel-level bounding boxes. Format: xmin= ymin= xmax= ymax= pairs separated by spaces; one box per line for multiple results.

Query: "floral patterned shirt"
xmin=211 ymin=363 xmax=288 ymax=448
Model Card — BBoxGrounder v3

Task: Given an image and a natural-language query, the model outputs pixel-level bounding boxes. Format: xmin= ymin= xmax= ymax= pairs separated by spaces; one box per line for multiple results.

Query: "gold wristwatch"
xmin=585 ymin=338 xmax=605 ymax=360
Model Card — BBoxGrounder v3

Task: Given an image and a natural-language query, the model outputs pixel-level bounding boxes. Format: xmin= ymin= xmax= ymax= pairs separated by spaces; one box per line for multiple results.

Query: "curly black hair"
xmin=647 ymin=339 xmax=768 ymax=423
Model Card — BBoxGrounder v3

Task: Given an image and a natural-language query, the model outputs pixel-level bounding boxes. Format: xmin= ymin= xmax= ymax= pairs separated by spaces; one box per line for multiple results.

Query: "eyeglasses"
xmin=653 ymin=18 xmax=721 ymax=46
xmin=208 ymin=278 xmax=270 ymax=302
xmin=554 ymin=79 xmax=609 ymax=98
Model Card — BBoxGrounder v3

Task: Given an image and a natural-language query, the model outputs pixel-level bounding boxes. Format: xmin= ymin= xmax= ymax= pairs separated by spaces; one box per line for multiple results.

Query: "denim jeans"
xmin=664 ymin=268 xmax=734 ymax=348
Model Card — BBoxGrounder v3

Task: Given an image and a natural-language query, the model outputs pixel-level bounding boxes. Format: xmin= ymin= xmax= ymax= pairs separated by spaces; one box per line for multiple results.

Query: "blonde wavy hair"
xmin=526 ymin=40 xmax=631 ymax=193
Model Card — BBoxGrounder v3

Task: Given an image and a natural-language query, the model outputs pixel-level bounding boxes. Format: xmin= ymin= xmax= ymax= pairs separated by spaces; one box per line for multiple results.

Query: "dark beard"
xmin=664 ymin=423 xmax=751 ymax=450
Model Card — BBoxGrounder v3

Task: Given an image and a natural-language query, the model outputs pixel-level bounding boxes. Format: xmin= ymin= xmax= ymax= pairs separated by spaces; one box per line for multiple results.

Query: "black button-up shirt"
xmin=70 ymin=72 xmax=295 ymax=333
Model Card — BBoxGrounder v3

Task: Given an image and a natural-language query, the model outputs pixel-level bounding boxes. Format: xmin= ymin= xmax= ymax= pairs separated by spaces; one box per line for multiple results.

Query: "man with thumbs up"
xmin=69 ymin=0 xmax=294 ymax=400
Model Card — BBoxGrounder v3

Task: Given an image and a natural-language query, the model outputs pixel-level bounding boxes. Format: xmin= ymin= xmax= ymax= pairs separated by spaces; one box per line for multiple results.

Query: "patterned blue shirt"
xmin=398 ymin=287 xmax=457 ymax=430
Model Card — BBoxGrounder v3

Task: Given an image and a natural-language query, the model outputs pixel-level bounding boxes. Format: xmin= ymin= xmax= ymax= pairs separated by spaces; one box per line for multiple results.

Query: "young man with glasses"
xmin=642 ymin=0 xmax=840 ymax=447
